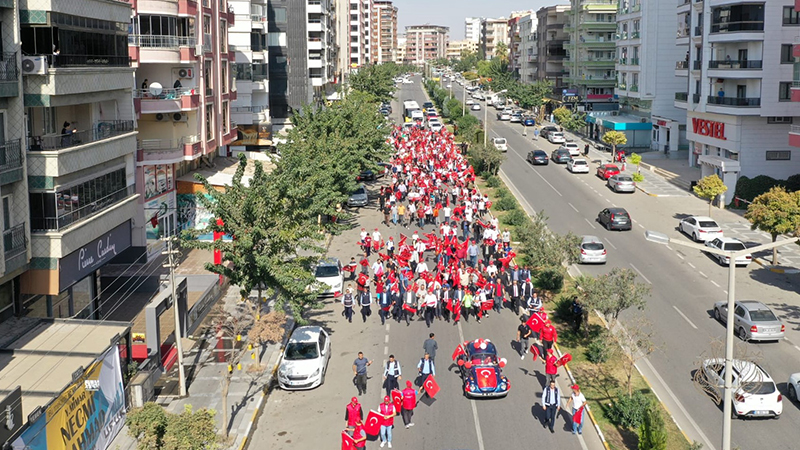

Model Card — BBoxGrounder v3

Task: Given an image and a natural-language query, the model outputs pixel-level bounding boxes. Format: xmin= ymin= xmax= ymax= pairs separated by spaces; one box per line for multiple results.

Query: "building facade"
xmin=465 ymin=17 xmax=482 ymax=44
xmin=395 ymin=34 xmax=406 ymax=64
xmin=480 ymin=18 xmax=509 ymax=60
xmin=676 ymin=0 xmax=800 ymax=203
xmin=337 ymin=0 xmax=372 ymax=71
xmin=447 ymin=40 xmax=479 ymax=59
xmin=536 ymin=5 xmax=571 ymax=96
xmin=564 ymin=0 xmax=618 ymax=109
xmin=404 ymin=25 xmax=449 ymax=66
xmin=21 ymin=0 xmax=140 ymax=318
xmin=519 ymin=13 xmax=538 ymax=84
xmin=372 ymin=0 xmax=398 ymax=64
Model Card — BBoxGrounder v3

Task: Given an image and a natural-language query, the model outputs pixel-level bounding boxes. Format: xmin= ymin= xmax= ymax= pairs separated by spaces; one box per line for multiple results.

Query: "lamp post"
xmin=643 ymin=230 xmax=795 ymax=450
xmin=484 ymin=88 xmax=507 ymax=146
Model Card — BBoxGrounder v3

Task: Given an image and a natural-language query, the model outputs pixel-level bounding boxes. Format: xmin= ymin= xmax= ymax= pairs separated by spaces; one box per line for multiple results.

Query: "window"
xmin=234 ymin=63 xmax=252 ymax=80
xmin=268 ymin=7 xmax=286 ymax=23
xmin=222 ymin=101 xmax=229 ymax=135
xmin=779 ymin=81 xmax=792 ymax=101
xmin=767 ymin=117 xmax=793 ymax=124
xmin=205 ymin=104 xmax=214 ymax=141
xmin=712 ymin=4 xmax=764 ymax=33
xmin=784 ymin=6 xmax=800 ymax=25
xmin=267 ymin=32 xmax=286 ymax=47
xmin=219 ymin=21 xmax=227 ymax=52
xmin=766 ymin=151 xmax=791 ymax=161
xmin=781 ymin=44 xmax=795 ymax=64
xmin=203 ymin=14 xmax=211 ymax=34
xmin=221 ymin=62 xmax=228 ymax=92
xmin=2 ymin=196 xmax=11 ymax=231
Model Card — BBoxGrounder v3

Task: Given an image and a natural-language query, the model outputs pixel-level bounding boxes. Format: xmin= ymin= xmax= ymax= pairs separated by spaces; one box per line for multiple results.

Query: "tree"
xmin=468 ymin=142 xmax=505 ymax=176
xmin=517 ymin=211 xmax=581 ymax=271
xmin=578 ymin=267 xmax=650 ymax=330
xmin=628 ymin=153 xmax=642 ymax=172
xmin=509 ymin=80 xmax=553 ymax=111
xmin=476 ymin=60 xmax=492 ymax=78
xmin=602 ymin=131 xmax=628 ymax=155
xmin=452 ymin=50 xmax=479 ymax=72
xmin=127 ymin=403 xmax=219 ymax=450
xmin=455 ymin=114 xmax=481 ymax=143
xmin=444 ymin=97 xmax=463 ymax=120
xmin=693 ymin=174 xmax=728 ymax=217
xmin=639 ymin=403 xmax=668 ymax=450
xmin=615 ymin=314 xmax=656 ymax=397
xmin=495 ymin=41 xmax=509 ymax=63
xmin=348 ymin=64 xmax=395 ymax=103
xmin=744 ymin=186 xmax=800 ymax=264
xmin=553 ymin=106 xmax=586 ymax=132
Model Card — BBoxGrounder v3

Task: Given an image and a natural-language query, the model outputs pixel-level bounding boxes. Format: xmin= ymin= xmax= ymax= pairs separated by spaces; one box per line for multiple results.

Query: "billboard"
xmin=12 ymin=347 xmax=126 ymax=450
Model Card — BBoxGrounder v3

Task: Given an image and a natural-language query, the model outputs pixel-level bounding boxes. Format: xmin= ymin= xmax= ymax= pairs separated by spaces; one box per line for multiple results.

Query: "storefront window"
xmin=143 ymin=165 xmax=174 ymax=199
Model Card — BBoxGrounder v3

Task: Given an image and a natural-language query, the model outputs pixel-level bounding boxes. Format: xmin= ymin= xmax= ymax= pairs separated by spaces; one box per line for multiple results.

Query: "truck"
xmin=403 ymin=100 xmax=420 ymax=121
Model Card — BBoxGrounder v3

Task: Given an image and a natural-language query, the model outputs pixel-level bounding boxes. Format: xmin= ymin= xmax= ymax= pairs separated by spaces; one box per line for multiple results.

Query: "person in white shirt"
xmin=411 ymin=231 xmax=419 ymax=246
xmin=372 ymin=228 xmax=382 ymax=244
xmin=440 ymin=223 xmax=451 ymax=237
xmin=485 ymin=263 xmax=498 ymax=277
xmin=501 ymin=229 xmax=511 ymax=247
xmin=371 ymin=260 xmax=384 ymax=279
xmin=423 ymin=291 xmax=437 ymax=327
xmin=360 ymin=228 xmax=368 ymax=243
xmin=567 ymin=385 xmax=587 ymax=435
xmin=442 ymin=205 xmax=452 ymax=223
xmin=415 ymin=260 xmax=429 ymax=275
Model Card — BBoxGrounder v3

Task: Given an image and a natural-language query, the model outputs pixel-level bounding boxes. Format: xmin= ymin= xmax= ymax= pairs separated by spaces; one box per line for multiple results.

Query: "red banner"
xmin=364 ymin=410 xmax=382 ymax=436
xmin=423 ymin=374 xmax=440 ymax=398
xmin=391 ymin=389 xmax=403 ymax=411
xmin=341 ymin=431 xmax=356 ymax=450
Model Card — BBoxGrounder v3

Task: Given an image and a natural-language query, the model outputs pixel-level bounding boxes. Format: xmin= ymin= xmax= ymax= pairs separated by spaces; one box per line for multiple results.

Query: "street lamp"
xmin=485 ymin=89 xmax=508 ymax=146
xmin=643 ymin=230 xmax=795 ymax=450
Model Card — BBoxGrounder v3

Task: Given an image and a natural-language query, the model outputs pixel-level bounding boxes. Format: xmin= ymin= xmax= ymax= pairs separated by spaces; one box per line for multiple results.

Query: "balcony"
xmin=0 ymin=139 xmax=23 ymax=185
xmin=308 ymin=0 xmax=323 ymax=14
xmin=583 ymin=58 xmax=615 ymax=67
xmin=308 ymin=39 xmax=323 ymax=51
xmin=128 ymin=35 xmax=196 ymax=49
xmin=137 ymin=135 xmax=200 ymax=164
xmin=708 ymin=60 xmax=762 ymax=69
xmin=676 ymin=60 xmax=689 ymax=70
xmin=308 ymin=19 xmax=324 ymax=33
xmin=579 ymin=21 xmax=617 ymax=32
xmin=28 ymin=120 xmax=135 ymax=152
xmin=630 ymin=58 xmax=639 ymax=65
xmin=789 ymin=125 xmax=800 ymax=148
xmin=0 ymin=52 xmax=18 ymax=98
xmin=629 ymin=85 xmax=638 ymax=92
xmin=675 ymin=92 xmax=689 ymax=101
xmin=50 ymin=54 xmax=131 ymax=68
xmin=4 ymin=222 xmax=27 ymax=273
xmin=134 ymin=88 xmax=200 ymax=114
xmin=581 ymin=38 xmax=615 ymax=49
xmin=31 ymin=185 xmax=136 ymax=232
xmin=792 ymin=81 xmax=800 ymax=102
xmin=711 ymin=21 xmax=764 ymax=34
xmin=706 ymin=96 xmax=760 ymax=107
xmin=178 ymin=0 xmax=198 ymax=16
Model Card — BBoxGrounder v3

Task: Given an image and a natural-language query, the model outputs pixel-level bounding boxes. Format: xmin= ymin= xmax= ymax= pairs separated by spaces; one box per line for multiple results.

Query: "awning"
xmin=587 ymin=113 xmax=652 ymax=131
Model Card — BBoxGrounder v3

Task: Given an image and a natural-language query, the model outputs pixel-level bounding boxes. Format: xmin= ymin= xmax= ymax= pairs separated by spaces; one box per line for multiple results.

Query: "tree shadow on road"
xmin=748 ymin=268 xmax=799 ymax=297
xmin=768 ymin=302 xmax=800 ymax=332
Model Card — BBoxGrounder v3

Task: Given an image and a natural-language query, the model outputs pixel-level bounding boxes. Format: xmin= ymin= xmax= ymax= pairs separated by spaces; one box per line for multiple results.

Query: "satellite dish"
xmin=149 ymin=82 xmax=163 ymax=96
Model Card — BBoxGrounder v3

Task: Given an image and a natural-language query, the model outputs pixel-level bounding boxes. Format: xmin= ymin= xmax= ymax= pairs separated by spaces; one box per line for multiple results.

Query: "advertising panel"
xmin=59 ymin=221 xmax=132 ymax=291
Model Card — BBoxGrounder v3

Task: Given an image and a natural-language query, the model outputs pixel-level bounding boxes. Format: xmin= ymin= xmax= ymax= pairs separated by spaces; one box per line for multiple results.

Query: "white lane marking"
xmin=386 ymin=323 xmax=390 ymax=332
xmin=723 ymin=290 xmax=728 ymax=295
xmin=666 ymin=245 xmax=673 ymax=251
xmin=569 ymin=202 xmax=579 ymax=213
xmin=606 ymin=198 xmax=612 ymax=203
xmin=794 ymin=345 xmax=800 ymax=352
xmin=675 ymin=253 xmax=685 ymax=260
xmin=710 ymin=280 xmax=720 ymax=288
xmin=687 ymin=262 xmax=696 ymax=269
xmin=584 ymin=218 xmax=597 ymax=229
xmin=457 ymin=319 xmax=486 ymax=450
xmin=672 ymin=305 xmax=698 ymax=329
xmin=698 ymin=271 xmax=707 ymax=278
xmin=637 ymin=223 xmax=645 ymax=229
xmin=384 ymin=334 xmax=389 ymax=343
xmin=629 ymin=263 xmax=652 ymax=284
xmin=384 ymin=346 xmax=388 ymax=355
xmin=605 ymin=238 xmax=617 ymax=250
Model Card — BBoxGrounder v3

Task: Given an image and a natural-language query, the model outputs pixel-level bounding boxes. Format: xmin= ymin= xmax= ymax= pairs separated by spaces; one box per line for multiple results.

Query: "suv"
xmin=492 ymin=137 xmax=508 ymax=152
xmin=278 ymin=326 xmax=331 ymax=390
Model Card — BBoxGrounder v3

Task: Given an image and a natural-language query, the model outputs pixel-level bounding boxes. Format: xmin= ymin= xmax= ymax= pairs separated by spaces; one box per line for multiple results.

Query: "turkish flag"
xmin=526 ymin=312 xmax=546 ymax=333
xmin=574 ymin=405 xmax=585 ymax=425
xmin=530 ymin=345 xmax=540 ymax=361
xmin=341 ymin=431 xmax=356 ymax=450
xmin=480 ymin=299 xmax=494 ymax=311
xmin=558 ymin=353 xmax=572 ymax=367
xmin=451 ymin=344 xmax=465 ymax=361
xmin=391 ymin=389 xmax=403 ymax=411
xmin=364 ymin=410 xmax=382 ymax=436
xmin=402 ymin=303 xmax=417 ymax=314
xmin=423 ymin=374 xmax=440 ymax=398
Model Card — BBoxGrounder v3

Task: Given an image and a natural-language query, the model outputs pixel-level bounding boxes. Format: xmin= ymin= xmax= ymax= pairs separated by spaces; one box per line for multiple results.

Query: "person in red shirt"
xmin=401 ymin=380 xmax=417 ymax=428
xmin=541 ymin=320 xmax=558 ymax=356
xmin=351 ymin=418 xmax=367 ymax=449
xmin=345 ymin=397 xmax=362 ymax=429
xmin=379 ymin=396 xmax=396 ymax=448
xmin=544 ymin=349 xmax=558 ymax=382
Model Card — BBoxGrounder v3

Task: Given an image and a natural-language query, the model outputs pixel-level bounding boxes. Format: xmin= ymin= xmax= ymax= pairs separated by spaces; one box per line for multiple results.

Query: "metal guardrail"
xmin=128 ymin=35 xmax=196 ymax=48
xmin=28 ymin=120 xmax=134 ymax=152
xmin=3 ymin=223 xmax=26 ymax=260
xmin=0 ymin=139 xmax=22 ymax=173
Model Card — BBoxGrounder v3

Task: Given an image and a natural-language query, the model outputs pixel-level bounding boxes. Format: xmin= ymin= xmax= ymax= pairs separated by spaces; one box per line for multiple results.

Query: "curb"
xmin=751 ymin=257 xmax=800 ymax=274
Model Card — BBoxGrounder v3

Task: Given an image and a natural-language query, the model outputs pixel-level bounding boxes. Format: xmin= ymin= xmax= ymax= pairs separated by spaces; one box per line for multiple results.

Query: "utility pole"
xmin=163 ymin=236 xmax=187 ymax=397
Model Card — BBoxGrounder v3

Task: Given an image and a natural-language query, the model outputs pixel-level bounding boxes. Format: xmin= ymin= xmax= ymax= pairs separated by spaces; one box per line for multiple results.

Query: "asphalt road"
xmin=450 ymin=80 xmax=800 ymax=450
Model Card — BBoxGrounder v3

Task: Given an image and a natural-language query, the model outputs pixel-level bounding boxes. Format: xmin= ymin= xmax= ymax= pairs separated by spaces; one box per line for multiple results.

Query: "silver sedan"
xmin=606 ymin=174 xmax=636 ymax=193
xmin=713 ymin=300 xmax=785 ymax=342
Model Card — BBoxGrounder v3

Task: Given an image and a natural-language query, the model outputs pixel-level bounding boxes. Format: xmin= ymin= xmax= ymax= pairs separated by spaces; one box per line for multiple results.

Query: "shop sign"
xmin=59 ymin=221 xmax=132 ymax=290
xmin=692 ymin=118 xmax=726 ymax=140
xmin=656 ymin=120 xmax=667 ymax=127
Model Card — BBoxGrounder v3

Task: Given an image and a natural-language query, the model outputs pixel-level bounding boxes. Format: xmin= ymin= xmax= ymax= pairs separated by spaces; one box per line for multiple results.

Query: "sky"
xmin=393 ymin=0 xmax=569 ymax=40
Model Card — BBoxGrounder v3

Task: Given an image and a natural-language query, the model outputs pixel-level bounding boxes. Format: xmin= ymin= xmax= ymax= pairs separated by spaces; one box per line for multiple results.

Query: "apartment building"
xmin=564 ymin=0 xmax=617 ymax=110
xmin=447 ymin=40 xmax=479 ymax=59
xmin=481 ymin=18 xmax=509 ymax=60
xmin=507 ymin=15 xmax=523 ymax=77
xmin=336 ymin=0 xmax=371 ymax=72
xmin=465 ymin=17 xmax=482 ymax=44
xmin=588 ymin=0 xmax=686 ymax=150
xmin=676 ymin=1 xmax=800 ymax=203
xmin=20 ymin=0 xmax=139 ymax=318
xmin=372 ymin=0 xmax=398 ymax=64
xmin=395 ymin=34 xmax=406 ymax=64
xmin=404 ymin=25 xmax=449 ymax=66
xmin=519 ymin=13 xmax=538 ymax=84
xmin=536 ymin=5 xmax=571 ymax=96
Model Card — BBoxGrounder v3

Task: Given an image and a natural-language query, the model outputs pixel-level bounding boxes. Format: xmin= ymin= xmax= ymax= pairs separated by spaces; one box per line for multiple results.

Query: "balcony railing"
xmin=711 ymin=21 xmax=764 ymax=34
xmin=708 ymin=60 xmax=762 ymax=69
xmin=675 ymin=92 xmax=689 ymax=101
xmin=28 ymin=120 xmax=135 ymax=152
xmin=134 ymin=88 xmax=197 ymax=99
xmin=693 ymin=93 xmax=701 ymax=103
xmin=128 ymin=35 xmax=196 ymax=48
xmin=138 ymin=135 xmax=199 ymax=150
xmin=693 ymin=60 xmax=702 ymax=70
xmin=231 ymin=105 xmax=266 ymax=113
xmin=51 ymin=54 xmax=130 ymax=68
xmin=0 ymin=52 xmax=17 ymax=81
xmin=0 ymin=139 xmax=22 ymax=174
xmin=630 ymin=58 xmax=639 ymax=65
xmin=694 ymin=26 xmax=703 ymax=36
xmin=4 ymin=222 xmax=26 ymax=261
xmin=676 ymin=60 xmax=689 ymax=69
xmin=707 ymin=96 xmax=761 ymax=107
xmin=31 ymin=185 xmax=135 ymax=232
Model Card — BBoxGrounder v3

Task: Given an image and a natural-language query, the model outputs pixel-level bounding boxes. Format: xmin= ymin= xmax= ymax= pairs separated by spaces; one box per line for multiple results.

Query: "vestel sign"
xmin=692 ymin=118 xmax=726 ymax=140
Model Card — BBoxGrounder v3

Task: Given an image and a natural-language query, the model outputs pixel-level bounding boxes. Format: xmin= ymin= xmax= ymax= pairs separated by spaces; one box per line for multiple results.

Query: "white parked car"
xmin=679 ymin=216 xmax=723 ymax=242
xmin=497 ymin=111 xmax=511 ymax=121
xmin=788 ymin=373 xmax=800 ymax=403
xmin=579 ymin=235 xmax=607 ymax=264
xmin=402 ymin=78 xmax=413 ymax=84
xmin=466 ymin=99 xmax=476 ymax=105
xmin=705 ymin=237 xmax=752 ymax=266
xmin=277 ymin=326 xmax=331 ymax=390
xmin=429 ymin=121 xmax=443 ymax=132
xmin=562 ymin=142 xmax=581 ymax=157
xmin=700 ymin=358 xmax=782 ymax=419
xmin=314 ymin=257 xmax=343 ymax=298
xmin=567 ymin=158 xmax=590 ymax=173
xmin=548 ymin=132 xmax=566 ymax=144
xmin=471 ymin=103 xmax=481 ymax=111
xmin=492 ymin=137 xmax=508 ymax=152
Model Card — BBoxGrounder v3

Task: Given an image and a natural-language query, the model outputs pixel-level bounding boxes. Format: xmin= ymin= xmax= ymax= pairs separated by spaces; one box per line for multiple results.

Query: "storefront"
xmin=142 ymin=164 xmax=177 ymax=258
xmin=586 ymin=112 xmax=652 ymax=148
xmin=686 ymin=111 xmax=741 ymax=205
xmin=650 ymin=116 xmax=686 ymax=154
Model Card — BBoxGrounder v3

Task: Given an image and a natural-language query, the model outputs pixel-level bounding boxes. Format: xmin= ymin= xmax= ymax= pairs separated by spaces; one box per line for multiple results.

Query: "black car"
xmin=422 ymin=101 xmax=434 ymax=111
xmin=526 ymin=150 xmax=549 ymax=165
xmin=551 ymin=149 xmax=571 ymax=164
xmin=357 ymin=162 xmax=392 ymax=181
xmin=540 ymin=126 xmax=559 ymax=139
xmin=597 ymin=207 xmax=632 ymax=231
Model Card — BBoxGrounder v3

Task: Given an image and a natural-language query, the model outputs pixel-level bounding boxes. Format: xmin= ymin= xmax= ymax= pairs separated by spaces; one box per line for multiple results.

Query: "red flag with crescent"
xmin=402 ymin=303 xmax=417 ymax=314
xmin=391 ymin=389 xmax=403 ymax=411
xmin=341 ymin=431 xmax=356 ymax=450
xmin=530 ymin=345 xmax=540 ymax=361
xmin=423 ymin=374 xmax=440 ymax=398
xmin=451 ymin=343 xmax=465 ymax=361
xmin=480 ymin=298 xmax=493 ymax=311
xmin=398 ymin=233 xmax=408 ymax=247
xmin=364 ymin=410 xmax=382 ymax=436
xmin=557 ymin=353 xmax=572 ymax=367
xmin=526 ymin=311 xmax=546 ymax=333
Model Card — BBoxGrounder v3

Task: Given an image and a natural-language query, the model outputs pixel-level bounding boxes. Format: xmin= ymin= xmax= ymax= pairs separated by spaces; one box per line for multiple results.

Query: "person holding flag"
xmin=401 ymin=380 xmax=417 ymax=428
xmin=345 ymin=397 xmax=363 ymax=430
xmin=378 ymin=396 xmax=396 ymax=448
xmin=567 ymin=385 xmax=587 ymax=435
xmin=416 ymin=353 xmax=435 ymax=390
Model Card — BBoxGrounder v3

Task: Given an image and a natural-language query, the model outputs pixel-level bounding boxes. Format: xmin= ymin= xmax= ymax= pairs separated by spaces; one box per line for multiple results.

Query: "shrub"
xmin=632 ymin=172 xmax=644 ymax=183
xmin=486 ymin=175 xmax=501 ymax=188
xmin=495 ymin=188 xmax=511 ymax=198
xmin=586 ymin=332 xmax=615 ymax=364
xmin=494 ymin=195 xmax=518 ymax=211
xmin=536 ymin=267 xmax=564 ymax=291
xmin=501 ymin=208 xmax=527 ymax=226
xmin=608 ymin=391 xmax=651 ymax=429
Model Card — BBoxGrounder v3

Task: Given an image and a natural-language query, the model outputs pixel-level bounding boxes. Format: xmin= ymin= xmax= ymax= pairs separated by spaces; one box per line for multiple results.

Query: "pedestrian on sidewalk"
xmin=352 ymin=352 xmax=373 ymax=395
xmin=346 ymin=396 xmax=363 ymax=429
xmin=398 ymin=203 xmax=406 ymax=228
xmin=517 ymin=316 xmax=532 ymax=360
xmin=423 ymin=289 xmax=436 ymax=328
xmin=391 ymin=202 xmax=398 ymax=225
xmin=378 ymin=281 xmax=392 ymax=325
xmin=541 ymin=379 xmax=561 ymax=434
xmin=544 ymin=348 xmax=558 ymax=382
xmin=416 ymin=353 xmax=435 ymax=390
xmin=566 ymin=384 xmax=587 ymax=435
xmin=401 ymin=380 xmax=417 ymax=428
xmin=343 ymin=285 xmax=355 ymax=323
xmin=509 ymin=280 xmax=521 ymax=315
xmin=383 ymin=355 xmax=402 ymax=396
xmin=379 ymin=396 xmax=396 ymax=448
xmin=584 ymin=144 xmax=589 ymax=156
xmin=423 ymin=333 xmax=438 ymax=364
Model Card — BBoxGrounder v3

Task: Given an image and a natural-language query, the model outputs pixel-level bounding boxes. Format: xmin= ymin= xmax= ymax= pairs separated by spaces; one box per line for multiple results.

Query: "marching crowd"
xmin=341 ymin=124 xmax=587 ymax=449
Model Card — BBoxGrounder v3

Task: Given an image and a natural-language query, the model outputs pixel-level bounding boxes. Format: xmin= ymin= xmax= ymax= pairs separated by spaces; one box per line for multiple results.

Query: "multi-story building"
xmin=507 ymin=15 xmax=523 ymax=77
xmin=481 ymin=18 xmax=509 ymax=60
xmin=404 ymin=25 xmax=449 ymax=66
xmin=372 ymin=0 xmax=398 ymax=64
xmin=395 ymin=35 xmax=407 ymax=64
xmin=519 ymin=13 xmax=539 ymax=84
xmin=676 ymin=0 xmax=800 ymax=203
xmin=129 ymin=0 xmax=236 ymax=259
xmin=564 ymin=0 xmax=618 ymax=109
xmin=447 ymin=40 xmax=479 ymax=59
xmin=20 ymin=0 xmax=139 ymax=318
xmin=336 ymin=0 xmax=372 ymax=72
xmin=590 ymin=0 xmax=686 ymax=151
xmin=465 ymin=17 xmax=482 ymax=44
xmin=269 ymin=0 xmax=337 ymax=124
xmin=536 ymin=5 xmax=571 ymax=97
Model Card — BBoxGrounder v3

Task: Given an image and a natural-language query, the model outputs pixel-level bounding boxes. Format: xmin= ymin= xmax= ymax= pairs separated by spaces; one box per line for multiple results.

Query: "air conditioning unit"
xmin=174 ymin=67 xmax=194 ymax=79
xmin=154 ymin=113 xmax=171 ymax=122
xmin=21 ymin=56 xmax=47 ymax=75
xmin=172 ymin=112 xmax=188 ymax=123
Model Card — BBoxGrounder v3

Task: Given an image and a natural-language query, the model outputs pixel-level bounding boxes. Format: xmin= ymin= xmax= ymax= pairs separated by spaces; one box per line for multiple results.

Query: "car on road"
xmin=562 ymin=142 xmax=581 ymax=157
xmin=713 ymin=300 xmax=785 ymax=342
xmin=551 ymin=148 xmax=572 ymax=164
xmin=788 ymin=373 xmax=800 ymax=403
xmin=347 ymin=184 xmax=369 ymax=207
xmin=597 ymin=207 xmax=632 ymax=231
xmin=277 ymin=326 xmax=331 ymax=390
xmin=447 ymin=84 xmax=452 ymax=88
xmin=540 ymin=126 xmax=559 ymax=139
xmin=497 ymin=111 xmax=511 ymax=121
xmin=314 ymin=257 xmax=343 ymax=298
xmin=567 ymin=158 xmax=590 ymax=173
xmin=466 ymin=99 xmax=476 ymax=105
xmin=380 ymin=103 xmax=392 ymax=114
xmin=472 ymin=92 xmax=485 ymax=100
xmin=607 ymin=174 xmax=636 ymax=193
xmin=429 ymin=121 xmax=444 ymax=132
xmin=596 ymin=164 xmax=620 ymax=180
xmin=455 ymin=339 xmax=510 ymax=398
xmin=402 ymin=78 xmax=413 ymax=84
xmin=522 ymin=116 xmax=536 ymax=126
xmin=548 ymin=132 xmax=566 ymax=144
xmin=705 ymin=237 xmax=752 ymax=266
xmin=699 ymin=358 xmax=782 ymax=419
xmin=492 ymin=137 xmax=508 ymax=152
xmin=526 ymin=150 xmax=549 ymax=165
xmin=509 ymin=112 xmax=522 ymax=123
xmin=471 ymin=103 xmax=481 ymax=111
xmin=679 ymin=216 xmax=723 ymax=242
xmin=422 ymin=101 xmax=434 ymax=111
xmin=579 ymin=235 xmax=607 ymax=264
